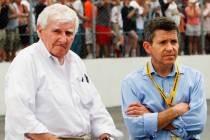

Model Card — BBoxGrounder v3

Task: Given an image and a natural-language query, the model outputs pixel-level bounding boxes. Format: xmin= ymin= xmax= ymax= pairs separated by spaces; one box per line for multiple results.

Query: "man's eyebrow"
xmin=52 ymin=28 xmax=60 ymax=31
xmin=67 ymin=29 xmax=74 ymax=32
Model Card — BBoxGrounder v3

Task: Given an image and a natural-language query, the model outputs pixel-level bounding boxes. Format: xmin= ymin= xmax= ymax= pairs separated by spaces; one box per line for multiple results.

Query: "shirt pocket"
xmin=76 ymin=81 xmax=94 ymax=109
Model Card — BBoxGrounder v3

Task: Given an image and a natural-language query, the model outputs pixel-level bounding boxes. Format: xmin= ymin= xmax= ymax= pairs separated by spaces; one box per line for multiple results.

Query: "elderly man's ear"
xmin=37 ymin=24 xmax=44 ymax=38
xmin=37 ymin=24 xmax=42 ymax=34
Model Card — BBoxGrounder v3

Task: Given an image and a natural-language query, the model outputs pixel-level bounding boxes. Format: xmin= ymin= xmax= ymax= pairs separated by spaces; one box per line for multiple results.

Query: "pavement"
xmin=0 ymin=100 xmax=209 ymax=140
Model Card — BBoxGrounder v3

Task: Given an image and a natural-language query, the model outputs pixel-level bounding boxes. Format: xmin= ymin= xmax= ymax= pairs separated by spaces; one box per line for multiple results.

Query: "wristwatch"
xmin=102 ymin=135 xmax=114 ymax=140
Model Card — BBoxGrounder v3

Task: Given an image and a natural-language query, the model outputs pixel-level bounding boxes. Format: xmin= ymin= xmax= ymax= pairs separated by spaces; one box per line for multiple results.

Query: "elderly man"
xmin=5 ymin=4 xmax=122 ymax=140
xmin=121 ymin=17 xmax=207 ymax=140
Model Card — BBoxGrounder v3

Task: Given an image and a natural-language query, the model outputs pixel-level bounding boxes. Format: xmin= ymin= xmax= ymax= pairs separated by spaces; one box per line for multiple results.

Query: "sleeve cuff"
xmin=143 ymin=113 xmax=158 ymax=136
xmin=172 ymin=116 xmax=185 ymax=129
xmin=171 ymin=117 xmax=187 ymax=138
xmin=92 ymin=127 xmax=123 ymax=138
xmin=26 ymin=123 xmax=49 ymax=134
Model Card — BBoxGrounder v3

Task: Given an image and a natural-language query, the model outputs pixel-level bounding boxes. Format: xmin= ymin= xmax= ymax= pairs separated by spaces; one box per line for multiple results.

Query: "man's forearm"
xmin=25 ymin=133 xmax=60 ymax=140
xmin=158 ymin=103 xmax=189 ymax=130
xmin=164 ymin=124 xmax=175 ymax=131
xmin=125 ymin=102 xmax=189 ymax=131
xmin=158 ymin=107 xmax=179 ymax=130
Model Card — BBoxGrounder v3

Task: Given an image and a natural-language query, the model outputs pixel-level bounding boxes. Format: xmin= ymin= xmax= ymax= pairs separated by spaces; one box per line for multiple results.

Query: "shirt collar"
xmin=37 ymin=39 xmax=71 ymax=65
xmin=38 ymin=39 xmax=52 ymax=58
xmin=143 ymin=60 xmax=184 ymax=77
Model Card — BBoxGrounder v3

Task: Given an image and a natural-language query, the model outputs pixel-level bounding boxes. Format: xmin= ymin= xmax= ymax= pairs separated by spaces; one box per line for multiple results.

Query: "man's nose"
xmin=59 ymin=32 xmax=68 ymax=42
xmin=165 ymin=42 xmax=174 ymax=51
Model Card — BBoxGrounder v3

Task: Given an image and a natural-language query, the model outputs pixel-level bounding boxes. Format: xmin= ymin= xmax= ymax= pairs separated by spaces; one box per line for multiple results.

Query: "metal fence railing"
xmin=1 ymin=0 xmax=210 ymax=61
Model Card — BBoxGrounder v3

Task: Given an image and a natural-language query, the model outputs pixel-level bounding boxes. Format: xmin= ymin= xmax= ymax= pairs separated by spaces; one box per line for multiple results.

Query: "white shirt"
xmin=5 ymin=40 xmax=122 ymax=140
xmin=164 ymin=1 xmax=181 ymax=26
xmin=203 ymin=3 xmax=210 ymax=33
xmin=69 ymin=0 xmax=84 ymax=24
xmin=111 ymin=5 xmax=123 ymax=28
xmin=150 ymin=0 xmax=160 ymax=10
xmin=129 ymin=0 xmax=144 ymax=30
xmin=21 ymin=0 xmax=30 ymax=11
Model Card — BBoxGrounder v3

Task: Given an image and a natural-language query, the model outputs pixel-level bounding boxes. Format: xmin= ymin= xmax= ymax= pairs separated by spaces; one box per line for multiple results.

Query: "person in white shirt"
xmin=129 ymin=0 xmax=149 ymax=56
xmin=65 ymin=0 xmax=86 ymax=57
xmin=4 ymin=3 xmax=122 ymax=140
xmin=164 ymin=0 xmax=181 ymax=26
xmin=111 ymin=0 xmax=123 ymax=57
xmin=203 ymin=1 xmax=210 ymax=54
xmin=149 ymin=0 xmax=162 ymax=18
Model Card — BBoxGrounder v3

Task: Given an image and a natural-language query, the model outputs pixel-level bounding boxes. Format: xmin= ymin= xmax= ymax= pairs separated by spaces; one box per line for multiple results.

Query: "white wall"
xmin=0 ymin=62 xmax=10 ymax=116
xmin=0 ymin=55 xmax=210 ymax=115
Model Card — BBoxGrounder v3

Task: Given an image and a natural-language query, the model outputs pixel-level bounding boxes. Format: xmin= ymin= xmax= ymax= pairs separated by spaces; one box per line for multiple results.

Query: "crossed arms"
xmin=126 ymin=102 xmax=189 ymax=131
xmin=121 ymin=73 xmax=207 ymax=139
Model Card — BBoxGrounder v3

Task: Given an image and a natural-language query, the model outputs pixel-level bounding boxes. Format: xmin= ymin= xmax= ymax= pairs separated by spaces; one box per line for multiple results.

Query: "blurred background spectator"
xmin=185 ymin=0 xmax=201 ymax=55
xmin=1 ymin=0 xmax=210 ymax=62
xmin=14 ymin=0 xmax=29 ymax=48
xmin=203 ymin=0 xmax=210 ymax=54
xmin=95 ymin=0 xmax=113 ymax=58
xmin=111 ymin=0 xmax=123 ymax=57
xmin=0 ymin=0 xmax=9 ymax=61
xmin=5 ymin=0 xmax=19 ymax=61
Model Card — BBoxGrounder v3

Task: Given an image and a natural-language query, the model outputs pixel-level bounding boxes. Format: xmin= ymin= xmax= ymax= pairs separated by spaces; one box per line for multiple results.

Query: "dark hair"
xmin=144 ymin=17 xmax=179 ymax=43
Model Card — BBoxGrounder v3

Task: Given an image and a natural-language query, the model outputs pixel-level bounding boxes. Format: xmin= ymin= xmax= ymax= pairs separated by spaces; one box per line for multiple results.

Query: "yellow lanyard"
xmin=146 ymin=62 xmax=180 ymax=108
xmin=171 ymin=135 xmax=180 ymax=140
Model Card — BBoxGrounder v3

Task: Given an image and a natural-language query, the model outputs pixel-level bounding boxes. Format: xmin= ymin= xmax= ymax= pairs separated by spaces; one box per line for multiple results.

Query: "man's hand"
xmin=126 ymin=102 xmax=151 ymax=117
xmin=164 ymin=124 xmax=175 ymax=131
xmin=25 ymin=133 xmax=61 ymax=140
xmin=99 ymin=133 xmax=111 ymax=140
xmin=173 ymin=103 xmax=190 ymax=116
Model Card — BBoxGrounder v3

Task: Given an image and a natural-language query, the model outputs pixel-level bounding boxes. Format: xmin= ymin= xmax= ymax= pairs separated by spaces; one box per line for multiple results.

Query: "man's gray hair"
xmin=37 ymin=3 xmax=79 ymax=34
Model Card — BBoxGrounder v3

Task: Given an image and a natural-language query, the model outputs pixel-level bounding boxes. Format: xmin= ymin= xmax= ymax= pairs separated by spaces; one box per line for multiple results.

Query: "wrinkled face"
xmin=38 ymin=20 xmax=75 ymax=59
xmin=144 ymin=30 xmax=179 ymax=66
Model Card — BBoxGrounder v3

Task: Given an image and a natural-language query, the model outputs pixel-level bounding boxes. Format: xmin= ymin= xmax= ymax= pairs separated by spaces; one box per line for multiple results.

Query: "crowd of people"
xmin=4 ymin=4 xmax=207 ymax=138
xmin=1 ymin=0 xmax=210 ymax=61
xmin=4 ymin=2 xmax=207 ymax=139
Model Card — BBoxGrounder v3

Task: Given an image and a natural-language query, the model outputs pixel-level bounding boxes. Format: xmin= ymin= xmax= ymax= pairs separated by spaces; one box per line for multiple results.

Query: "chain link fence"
xmin=1 ymin=0 xmax=210 ymax=60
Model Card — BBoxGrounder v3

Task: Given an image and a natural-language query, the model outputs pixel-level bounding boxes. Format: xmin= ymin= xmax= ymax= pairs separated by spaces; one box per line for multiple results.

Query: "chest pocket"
xmin=74 ymin=79 xmax=94 ymax=109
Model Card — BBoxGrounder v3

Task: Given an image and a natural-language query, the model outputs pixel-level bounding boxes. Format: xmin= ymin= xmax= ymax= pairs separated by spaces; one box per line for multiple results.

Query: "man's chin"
xmin=164 ymin=60 xmax=176 ymax=65
xmin=164 ymin=55 xmax=176 ymax=60
xmin=54 ymin=46 xmax=68 ymax=52
xmin=51 ymin=50 xmax=67 ymax=58
xmin=163 ymin=58 xmax=176 ymax=64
